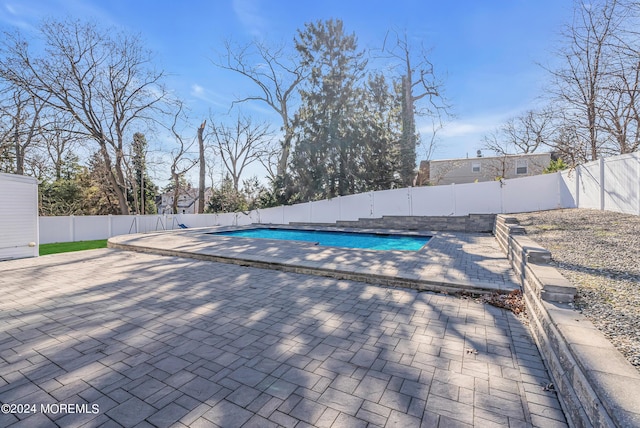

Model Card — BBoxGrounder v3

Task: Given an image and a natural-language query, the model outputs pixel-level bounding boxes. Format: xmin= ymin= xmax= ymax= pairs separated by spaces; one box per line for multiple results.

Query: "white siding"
xmin=0 ymin=173 xmax=38 ymax=260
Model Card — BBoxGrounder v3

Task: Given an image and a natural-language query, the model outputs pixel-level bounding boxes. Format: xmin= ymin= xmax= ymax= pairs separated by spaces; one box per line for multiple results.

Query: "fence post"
xmin=599 ymin=157 xmax=605 ymax=211
xmin=408 ymin=187 xmax=413 ymax=216
xmin=108 ymin=214 xmax=113 ymax=237
xmin=636 ymin=152 xmax=640 ymax=215
xmin=575 ymin=166 xmax=581 ymax=209
xmin=370 ymin=192 xmax=374 ymax=217
xmin=70 ymin=215 xmax=75 ymax=242
xmin=499 ymin=180 xmax=504 ymax=213
xmin=451 ymin=183 xmax=456 ymax=216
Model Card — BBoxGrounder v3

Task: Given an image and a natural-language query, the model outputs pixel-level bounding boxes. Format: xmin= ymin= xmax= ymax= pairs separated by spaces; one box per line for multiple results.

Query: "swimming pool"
xmin=210 ymin=228 xmax=431 ymax=251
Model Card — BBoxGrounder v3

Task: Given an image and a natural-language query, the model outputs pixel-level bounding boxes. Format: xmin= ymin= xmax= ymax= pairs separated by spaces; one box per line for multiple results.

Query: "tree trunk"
xmin=172 ymin=172 xmax=180 ymax=214
xmin=14 ymin=129 xmax=24 ymax=175
xmin=100 ymin=145 xmax=130 ymax=215
xmin=197 ymin=120 xmax=206 ymax=214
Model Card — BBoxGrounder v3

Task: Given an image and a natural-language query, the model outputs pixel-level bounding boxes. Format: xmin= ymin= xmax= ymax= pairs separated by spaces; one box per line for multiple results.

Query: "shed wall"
xmin=0 ymin=173 xmax=38 ymax=260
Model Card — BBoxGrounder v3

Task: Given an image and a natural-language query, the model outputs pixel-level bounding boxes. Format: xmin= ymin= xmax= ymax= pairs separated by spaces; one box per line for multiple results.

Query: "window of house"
xmin=516 ymin=159 xmax=528 ymax=174
xmin=471 ymin=162 xmax=481 ymax=173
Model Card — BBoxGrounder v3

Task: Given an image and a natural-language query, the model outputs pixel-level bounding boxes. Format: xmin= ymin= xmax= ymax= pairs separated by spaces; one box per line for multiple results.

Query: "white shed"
xmin=0 ymin=173 xmax=38 ymax=260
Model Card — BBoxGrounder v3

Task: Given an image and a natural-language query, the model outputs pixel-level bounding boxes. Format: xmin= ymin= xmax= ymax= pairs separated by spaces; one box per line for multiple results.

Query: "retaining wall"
xmin=495 ymin=215 xmax=640 ymax=428
xmin=292 ymin=214 xmax=496 ymax=233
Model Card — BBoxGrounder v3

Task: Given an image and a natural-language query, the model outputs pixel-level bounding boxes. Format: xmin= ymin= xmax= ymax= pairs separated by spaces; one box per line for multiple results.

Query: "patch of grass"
xmin=39 ymin=239 xmax=108 ymax=256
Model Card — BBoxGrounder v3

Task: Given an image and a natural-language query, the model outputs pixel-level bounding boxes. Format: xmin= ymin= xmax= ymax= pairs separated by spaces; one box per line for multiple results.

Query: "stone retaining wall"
xmin=292 ymin=214 xmax=496 ymax=233
xmin=495 ymin=215 xmax=640 ymax=428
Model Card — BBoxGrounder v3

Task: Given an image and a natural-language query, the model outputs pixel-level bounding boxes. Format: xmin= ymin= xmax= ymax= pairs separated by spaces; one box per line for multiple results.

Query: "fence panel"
xmin=256 ymin=207 xmax=284 ymax=224
xmin=235 ymin=213 xmax=252 ymax=226
xmin=73 ymin=216 xmax=110 ymax=241
xmin=559 ymin=170 xmax=577 ymax=209
xmin=411 ymin=185 xmax=455 ymax=216
xmin=338 ymin=193 xmax=372 ymax=221
xmin=454 ymin=181 xmax=502 ymax=215
xmin=39 ymin=217 xmax=72 ymax=244
xmin=283 ymin=202 xmax=311 ymax=224
xmin=603 ymin=155 xmax=639 ymax=214
xmin=214 ymin=212 xmax=235 ymax=226
xmin=503 ymin=173 xmax=560 ymax=213
xmin=578 ymin=162 xmax=602 ymax=209
xmin=309 ymin=199 xmax=341 ymax=223
xmin=372 ymin=189 xmax=410 ymax=217
xmin=134 ymin=215 xmax=160 ymax=232
xmin=111 ymin=216 xmax=137 ymax=236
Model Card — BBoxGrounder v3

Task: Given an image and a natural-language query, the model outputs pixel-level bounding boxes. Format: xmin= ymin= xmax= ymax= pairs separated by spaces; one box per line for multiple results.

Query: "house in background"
xmin=156 ymin=187 xmax=213 ymax=214
xmin=416 ymin=152 xmax=554 ymax=186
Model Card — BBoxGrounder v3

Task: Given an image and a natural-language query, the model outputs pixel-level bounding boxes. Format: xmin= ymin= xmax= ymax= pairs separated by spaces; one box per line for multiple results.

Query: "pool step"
xmin=290 ymin=214 xmax=496 ymax=233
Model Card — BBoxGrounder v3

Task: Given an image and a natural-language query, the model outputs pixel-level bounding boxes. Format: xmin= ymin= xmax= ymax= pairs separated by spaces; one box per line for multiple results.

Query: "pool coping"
xmin=108 ymin=224 xmax=520 ymax=296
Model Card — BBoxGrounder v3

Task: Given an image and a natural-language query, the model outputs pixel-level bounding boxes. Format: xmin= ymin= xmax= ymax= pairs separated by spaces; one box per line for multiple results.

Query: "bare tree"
xmin=546 ymin=0 xmax=623 ymax=161
xmin=41 ymin=112 xmax=83 ymax=181
xmin=382 ymin=29 xmax=450 ymax=185
xmin=0 ymin=19 xmax=169 ymax=214
xmin=483 ymin=108 xmax=555 ymax=156
xmin=482 ymin=130 xmax=510 ymax=157
xmin=209 ymin=114 xmax=271 ymax=192
xmin=216 ymin=40 xmax=305 ymax=185
xmin=597 ymin=43 xmax=640 ymax=155
xmin=0 ymin=86 xmax=49 ymax=175
xmin=168 ymin=104 xmax=198 ymax=215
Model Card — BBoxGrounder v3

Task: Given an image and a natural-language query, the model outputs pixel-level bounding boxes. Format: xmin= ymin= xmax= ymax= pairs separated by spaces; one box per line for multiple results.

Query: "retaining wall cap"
xmin=540 ymin=284 xmax=576 ymax=295
xmin=528 ymin=264 xmax=575 ymax=290
xmin=587 ymin=371 xmax=640 ymax=427
xmin=515 ymin=236 xmax=549 ymax=253
xmin=559 ymin=324 xmax=627 ymax=349
xmin=526 ymin=252 xmax=552 ymax=264
xmin=498 ymin=215 xmax=519 ymax=224
xmin=540 ymin=293 xmax=574 ymax=303
xmin=571 ymin=344 xmax=640 ymax=379
xmin=508 ymin=225 xmax=526 ymax=234
xmin=544 ymin=302 xmax=586 ymax=328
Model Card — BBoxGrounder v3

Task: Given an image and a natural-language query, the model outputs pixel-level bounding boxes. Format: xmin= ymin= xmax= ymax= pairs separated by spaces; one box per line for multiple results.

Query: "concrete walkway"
xmin=0 ymin=249 xmax=566 ymax=427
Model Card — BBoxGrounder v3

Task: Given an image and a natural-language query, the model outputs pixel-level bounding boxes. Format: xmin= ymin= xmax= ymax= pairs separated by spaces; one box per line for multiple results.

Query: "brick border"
xmin=495 ymin=214 xmax=640 ymax=428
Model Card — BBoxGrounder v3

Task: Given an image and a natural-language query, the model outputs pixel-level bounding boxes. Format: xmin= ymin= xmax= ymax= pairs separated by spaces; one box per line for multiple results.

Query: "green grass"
xmin=39 ymin=239 xmax=108 ymax=256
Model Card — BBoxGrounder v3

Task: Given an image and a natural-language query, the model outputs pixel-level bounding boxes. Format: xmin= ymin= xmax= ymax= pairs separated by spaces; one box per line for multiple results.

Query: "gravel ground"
xmin=512 ymin=208 xmax=640 ymax=370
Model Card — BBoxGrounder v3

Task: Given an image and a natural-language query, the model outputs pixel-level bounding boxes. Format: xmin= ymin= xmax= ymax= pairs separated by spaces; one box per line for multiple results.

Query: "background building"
xmin=416 ymin=152 xmax=554 ymax=186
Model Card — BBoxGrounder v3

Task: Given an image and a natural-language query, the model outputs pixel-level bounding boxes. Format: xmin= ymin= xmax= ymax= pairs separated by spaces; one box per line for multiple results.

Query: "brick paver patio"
xmin=0 ymin=249 xmax=567 ymax=427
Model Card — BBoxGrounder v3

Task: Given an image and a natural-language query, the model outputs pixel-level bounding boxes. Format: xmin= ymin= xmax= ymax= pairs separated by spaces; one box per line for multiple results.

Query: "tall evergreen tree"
xmin=290 ymin=19 xmax=368 ymax=201
xmin=130 ymin=132 xmax=157 ymax=214
xmin=360 ymin=73 xmax=403 ymax=190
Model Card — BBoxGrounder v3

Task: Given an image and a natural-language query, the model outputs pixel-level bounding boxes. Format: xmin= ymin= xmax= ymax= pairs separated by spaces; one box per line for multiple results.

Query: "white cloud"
xmin=191 ymin=84 xmax=204 ymax=96
xmin=438 ymin=122 xmax=487 ymax=138
xmin=189 ymin=83 xmax=229 ymax=109
xmin=0 ymin=1 xmax=38 ymax=31
xmin=232 ymin=0 xmax=267 ymax=36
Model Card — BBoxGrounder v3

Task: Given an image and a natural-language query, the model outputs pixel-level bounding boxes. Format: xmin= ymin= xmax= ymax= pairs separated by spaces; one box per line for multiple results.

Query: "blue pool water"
xmin=211 ymin=228 xmax=431 ymax=251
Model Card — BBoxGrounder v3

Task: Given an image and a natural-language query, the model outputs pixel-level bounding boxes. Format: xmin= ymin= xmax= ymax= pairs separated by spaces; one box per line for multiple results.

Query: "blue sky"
xmin=1 ymin=0 xmax=572 ymax=181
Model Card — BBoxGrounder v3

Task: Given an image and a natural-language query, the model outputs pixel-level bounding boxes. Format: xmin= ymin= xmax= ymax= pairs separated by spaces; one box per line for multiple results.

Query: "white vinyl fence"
xmin=38 ymin=152 xmax=639 ymax=244
xmin=39 ymin=172 xmax=565 ymax=244
xmin=560 ymin=151 xmax=640 ymax=215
